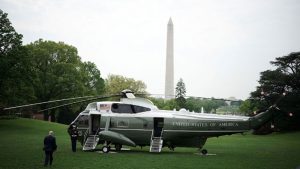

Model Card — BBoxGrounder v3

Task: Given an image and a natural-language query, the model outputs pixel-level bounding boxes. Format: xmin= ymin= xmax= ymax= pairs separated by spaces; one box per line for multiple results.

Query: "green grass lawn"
xmin=0 ymin=118 xmax=299 ymax=169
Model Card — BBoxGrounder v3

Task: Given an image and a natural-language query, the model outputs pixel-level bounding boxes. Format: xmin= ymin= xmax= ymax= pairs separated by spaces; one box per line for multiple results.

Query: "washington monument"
xmin=165 ymin=18 xmax=174 ymax=99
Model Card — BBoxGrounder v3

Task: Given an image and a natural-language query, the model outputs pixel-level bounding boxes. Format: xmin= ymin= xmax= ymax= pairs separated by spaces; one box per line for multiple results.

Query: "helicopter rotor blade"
xmin=1 ymin=89 xmax=135 ymax=112
xmin=2 ymin=95 xmax=98 ymax=111
xmin=37 ymin=94 xmax=121 ymax=112
xmin=140 ymin=93 xmax=243 ymax=102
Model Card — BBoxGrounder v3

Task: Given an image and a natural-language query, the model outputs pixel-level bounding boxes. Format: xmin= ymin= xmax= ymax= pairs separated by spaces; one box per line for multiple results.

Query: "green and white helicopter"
xmin=3 ymin=89 xmax=288 ymax=154
xmin=66 ymin=89 xmax=286 ymax=154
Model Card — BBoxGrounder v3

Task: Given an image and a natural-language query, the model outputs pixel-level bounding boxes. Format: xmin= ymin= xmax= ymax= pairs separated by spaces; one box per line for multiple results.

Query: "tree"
xmin=149 ymin=97 xmax=179 ymax=110
xmin=239 ymin=99 xmax=257 ymax=115
xmin=26 ymin=40 xmax=83 ymax=102
xmin=25 ymin=39 xmax=105 ymax=122
xmin=0 ymin=10 xmax=105 ymax=124
xmin=0 ymin=10 xmax=23 ymax=55
xmin=250 ymin=52 xmax=300 ymax=130
xmin=105 ymin=74 xmax=147 ymax=94
xmin=0 ymin=9 xmax=34 ymax=108
xmin=175 ymin=78 xmax=186 ymax=108
xmin=80 ymin=61 xmax=105 ymax=95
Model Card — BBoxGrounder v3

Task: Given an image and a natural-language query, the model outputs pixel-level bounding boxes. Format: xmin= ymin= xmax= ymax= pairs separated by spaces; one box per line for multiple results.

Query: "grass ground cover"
xmin=0 ymin=118 xmax=299 ymax=169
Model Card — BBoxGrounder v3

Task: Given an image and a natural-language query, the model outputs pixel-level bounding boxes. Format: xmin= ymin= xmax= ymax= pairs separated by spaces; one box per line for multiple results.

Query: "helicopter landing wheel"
xmin=102 ymin=146 xmax=110 ymax=153
xmin=201 ymin=149 xmax=208 ymax=155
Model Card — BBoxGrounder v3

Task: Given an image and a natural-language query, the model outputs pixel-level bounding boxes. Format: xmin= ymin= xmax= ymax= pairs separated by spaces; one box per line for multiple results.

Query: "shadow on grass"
xmin=91 ymin=146 xmax=200 ymax=156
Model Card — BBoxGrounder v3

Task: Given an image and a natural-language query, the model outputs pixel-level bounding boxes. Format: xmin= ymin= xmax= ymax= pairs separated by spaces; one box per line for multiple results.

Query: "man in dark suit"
xmin=69 ymin=125 xmax=78 ymax=152
xmin=43 ymin=131 xmax=57 ymax=167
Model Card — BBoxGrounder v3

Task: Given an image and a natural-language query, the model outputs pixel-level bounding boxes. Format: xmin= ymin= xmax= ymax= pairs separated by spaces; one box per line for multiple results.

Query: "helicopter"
xmin=3 ymin=89 xmax=288 ymax=154
xmin=64 ymin=89 xmax=288 ymax=154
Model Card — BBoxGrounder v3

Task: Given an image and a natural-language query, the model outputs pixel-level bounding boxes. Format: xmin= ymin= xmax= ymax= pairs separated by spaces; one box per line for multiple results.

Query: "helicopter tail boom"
xmin=249 ymin=108 xmax=274 ymax=130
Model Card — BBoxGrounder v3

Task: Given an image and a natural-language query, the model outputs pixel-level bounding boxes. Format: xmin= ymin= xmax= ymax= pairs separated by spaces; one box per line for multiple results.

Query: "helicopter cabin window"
xmin=111 ymin=103 xmax=150 ymax=113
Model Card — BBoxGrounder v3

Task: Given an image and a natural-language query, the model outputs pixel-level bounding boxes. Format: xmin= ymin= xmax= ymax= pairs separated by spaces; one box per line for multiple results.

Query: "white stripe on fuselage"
xmin=89 ymin=110 xmax=249 ymax=121
xmin=101 ymin=128 xmax=247 ymax=133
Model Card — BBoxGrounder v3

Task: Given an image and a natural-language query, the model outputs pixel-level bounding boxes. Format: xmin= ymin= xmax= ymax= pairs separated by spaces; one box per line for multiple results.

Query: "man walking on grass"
xmin=43 ymin=131 xmax=57 ymax=167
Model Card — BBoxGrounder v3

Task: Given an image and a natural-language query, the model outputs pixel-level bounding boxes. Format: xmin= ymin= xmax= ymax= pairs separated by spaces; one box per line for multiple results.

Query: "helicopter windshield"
xmin=111 ymin=103 xmax=150 ymax=113
xmin=75 ymin=115 xmax=89 ymax=128
xmin=85 ymin=102 xmax=97 ymax=110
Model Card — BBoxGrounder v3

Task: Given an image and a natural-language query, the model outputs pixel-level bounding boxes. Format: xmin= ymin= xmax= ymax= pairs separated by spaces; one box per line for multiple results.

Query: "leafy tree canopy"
xmin=0 ymin=9 xmax=33 ymax=107
xmin=23 ymin=39 xmax=105 ymax=122
xmin=105 ymin=74 xmax=147 ymax=94
xmin=0 ymin=9 xmax=23 ymax=55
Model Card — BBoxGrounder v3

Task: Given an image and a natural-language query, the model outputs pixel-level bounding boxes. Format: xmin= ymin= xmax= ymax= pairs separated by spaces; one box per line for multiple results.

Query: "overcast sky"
xmin=1 ymin=0 xmax=300 ymax=99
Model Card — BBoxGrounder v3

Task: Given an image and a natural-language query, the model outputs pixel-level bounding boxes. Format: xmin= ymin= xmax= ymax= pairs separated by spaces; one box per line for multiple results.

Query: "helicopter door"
xmin=90 ymin=114 xmax=101 ymax=135
xmin=153 ymin=118 xmax=164 ymax=137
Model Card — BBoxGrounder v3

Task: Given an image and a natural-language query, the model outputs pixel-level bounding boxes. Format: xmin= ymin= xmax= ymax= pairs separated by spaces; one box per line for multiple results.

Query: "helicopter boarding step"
xmin=83 ymin=135 xmax=99 ymax=151
xmin=150 ymin=137 xmax=163 ymax=153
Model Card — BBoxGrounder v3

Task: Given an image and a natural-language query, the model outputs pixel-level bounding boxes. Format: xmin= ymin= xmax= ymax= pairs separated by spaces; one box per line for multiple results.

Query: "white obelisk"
xmin=165 ymin=18 xmax=174 ymax=99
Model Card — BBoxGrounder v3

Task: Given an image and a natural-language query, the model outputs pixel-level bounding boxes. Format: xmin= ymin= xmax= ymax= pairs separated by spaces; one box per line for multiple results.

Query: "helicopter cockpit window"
xmin=111 ymin=103 xmax=150 ymax=113
xmin=76 ymin=115 xmax=89 ymax=127
xmin=85 ymin=102 xmax=97 ymax=110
